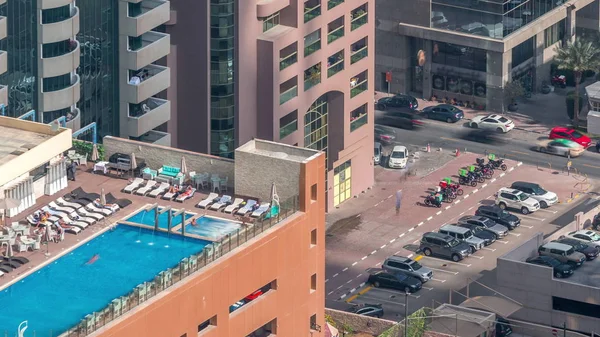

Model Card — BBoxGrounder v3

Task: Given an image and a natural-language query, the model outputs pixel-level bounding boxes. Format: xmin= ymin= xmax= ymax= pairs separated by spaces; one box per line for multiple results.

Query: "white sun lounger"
xmin=224 ymin=198 xmax=244 ymax=213
xmin=123 ymin=178 xmax=144 ymax=193
xmin=149 ymin=182 xmax=170 ymax=197
xmin=197 ymin=193 xmax=219 ymax=209
xmin=48 ymin=202 xmax=78 ymax=214
xmin=176 ymin=188 xmax=196 ymax=202
xmin=210 ymin=195 xmax=232 ymax=211
xmin=135 ymin=180 xmax=157 ymax=196
xmin=86 ymin=203 xmax=113 ymax=216
xmin=162 ymin=190 xmax=176 ymax=200
xmin=56 ymin=197 xmax=83 ymax=210
xmin=236 ymin=199 xmax=257 ymax=215
xmin=251 ymin=203 xmax=271 ymax=218
xmin=77 ymin=208 xmax=104 ymax=221
xmin=44 ymin=209 xmax=93 ymax=229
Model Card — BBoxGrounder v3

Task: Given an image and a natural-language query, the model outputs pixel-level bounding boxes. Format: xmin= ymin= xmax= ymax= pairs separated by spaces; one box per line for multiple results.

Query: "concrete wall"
xmin=103 ymin=136 xmax=234 ymax=187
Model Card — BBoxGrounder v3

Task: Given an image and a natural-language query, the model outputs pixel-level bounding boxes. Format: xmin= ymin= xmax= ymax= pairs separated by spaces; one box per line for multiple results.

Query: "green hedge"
xmin=72 ymin=140 xmax=105 ymax=161
xmin=565 ymin=91 xmax=585 ymax=120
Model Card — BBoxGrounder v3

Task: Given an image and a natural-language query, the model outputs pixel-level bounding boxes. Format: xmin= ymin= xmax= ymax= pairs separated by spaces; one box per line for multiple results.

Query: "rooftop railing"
xmin=61 ymin=195 xmax=300 ymax=337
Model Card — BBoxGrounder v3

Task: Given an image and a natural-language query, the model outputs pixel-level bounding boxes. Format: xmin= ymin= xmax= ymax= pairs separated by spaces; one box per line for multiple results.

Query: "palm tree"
xmin=554 ymin=39 xmax=600 ymax=126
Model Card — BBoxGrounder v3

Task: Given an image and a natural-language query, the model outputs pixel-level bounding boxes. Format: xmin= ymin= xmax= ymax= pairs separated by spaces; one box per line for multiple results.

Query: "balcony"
xmin=257 ymin=0 xmax=290 ymax=18
xmin=350 ymin=9 xmax=367 ymax=31
xmin=350 ymin=45 xmax=367 ymax=64
xmin=0 ymin=51 xmax=6 ymax=75
xmin=350 ymin=105 xmax=367 ymax=132
xmin=41 ymin=40 xmax=81 ymax=78
xmin=42 ymin=74 xmax=81 ymax=111
xmin=304 ymin=37 xmax=321 ymax=57
xmin=40 ymin=0 xmax=72 ymax=9
xmin=304 ymin=64 xmax=321 ymax=92
xmin=65 ymin=108 xmax=81 ymax=131
xmin=350 ymin=77 xmax=367 ymax=98
xmin=279 ymin=51 xmax=297 ymax=71
xmin=122 ymin=64 xmax=170 ymax=104
xmin=327 ymin=25 xmax=344 ymax=44
xmin=304 ymin=2 xmax=321 ymax=23
xmin=0 ymin=16 xmax=5 ymax=40
xmin=40 ymin=7 xmax=79 ymax=44
xmin=138 ymin=130 xmax=171 ymax=146
xmin=280 ymin=86 xmax=298 ymax=105
xmin=122 ymin=31 xmax=170 ymax=70
xmin=328 ymin=0 xmax=344 ymax=10
xmin=121 ymin=0 xmax=170 ymax=37
xmin=127 ymin=97 xmax=171 ymax=137
xmin=327 ymin=58 xmax=344 ymax=78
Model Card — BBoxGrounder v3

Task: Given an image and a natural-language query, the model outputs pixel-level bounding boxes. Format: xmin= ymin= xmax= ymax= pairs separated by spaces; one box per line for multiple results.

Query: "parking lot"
xmin=325 ymin=154 xmax=595 ymax=320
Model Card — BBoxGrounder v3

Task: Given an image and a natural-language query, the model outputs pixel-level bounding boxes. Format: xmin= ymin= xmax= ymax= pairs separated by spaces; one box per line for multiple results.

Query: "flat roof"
xmin=586 ymin=81 xmax=600 ymax=100
xmin=564 ymin=257 xmax=600 ymax=289
xmin=0 ymin=125 xmax=52 ymax=166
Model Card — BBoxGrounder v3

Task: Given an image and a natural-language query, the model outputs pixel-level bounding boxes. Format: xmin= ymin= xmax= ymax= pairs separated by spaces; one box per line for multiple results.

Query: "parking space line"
xmin=538 ymin=208 xmax=558 ymax=214
xmin=508 ymin=232 xmax=521 ymax=237
xmin=325 ymin=279 xmax=329 ymax=283
xmin=445 ymin=206 xmax=451 ymax=210
xmin=328 ymin=291 xmax=335 ymax=296
xmin=356 ymin=274 xmax=363 ymax=279
xmin=518 ymin=214 xmax=545 ymax=221
xmin=422 ymin=286 xmax=434 ymax=290
xmin=436 ymin=211 xmax=442 ymax=215
xmin=332 ymin=273 xmax=339 ymax=278
xmin=426 ymin=267 xmax=459 ymax=275
xmin=470 ymin=255 xmax=484 ymax=260
xmin=464 ymin=194 xmax=469 ymax=199
xmin=380 ymin=244 xmax=387 ymax=249
xmin=414 ymin=255 xmax=424 ymax=261
xmin=375 ymin=262 xmax=382 ymax=267
xmin=427 ymin=216 xmax=433 ymax=221
xmin=481 ymin=247 xmax=496 ymax=252
xmin=454 ymin=200 xmax=461 ymax=205
xmin=431 ymin=278 xmax=446 ymax=283
xmin=481 ymin=184 xmax=488 ymax=188
xmin=421 ymin=256 xmax=472 ymax=267
xmin=495 ymin=240 xmax=509 ymax=244
xmin=499 ymin=173 xmax=506 ymax=177
xmin=353 ymin=296 xmax=406 ymax=306
xmin=352 ymin=262 xmax=358 ymax=266
xmin=491 ymin=178 xmax=497 ymax=183
xmin=473 ymin=189 xmax=479 ymax=194
xmin=373 ymin=287 xmax=421 ymax=299
xmin=417 ymin=222 xmax=424 ymax=227
xmin=390 ymin=238 xmax=396 ymax=243
xmin=519 ymin=224 xmax=534 ymax=229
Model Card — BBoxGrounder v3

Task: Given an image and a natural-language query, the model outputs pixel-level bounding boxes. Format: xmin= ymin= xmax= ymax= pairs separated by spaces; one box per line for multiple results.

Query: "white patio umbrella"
xmin=100 ymin=188 xmax=107 ymax=206
xmin=130 ymin=153 xmax=138 ymax=170
xmin=270 ymin=183 xmax=280 ymax=207
xmin=43 ymin=225 xmax=52 ymax=244
xmin=4 ymin=240 xmax=13 ymax=258
xmin=0 ymin=198 xmax=21 ymax=226
xmin=180 ymin=156 xmax=188 ymax=176
xmin=91 ymin=143 xmax=99 ymax=162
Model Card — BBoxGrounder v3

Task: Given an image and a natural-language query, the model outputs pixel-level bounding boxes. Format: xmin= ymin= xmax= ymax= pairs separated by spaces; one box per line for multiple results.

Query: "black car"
xmin=461 ymin=129 xmax=507 ymax=145
xmin=348 ymin=303 xmax=384 ymax=318
xmin=374 ymin=125 xmax=396 ymax=145
xmin=375 ymin=110 xmax=425 ymax=130
xmin=376 ymin=94 xmax=418 ymax=111
xmin=526 ymin=256 xmax=574 ymax=278
xmin=495 ymin=316 xmax=513 ymax=337
xmin=475 ymin=205 xmax=520 ymax=230
xmin=367 ymin=269 xmax=422 ymax=293
xmin=421 ymin=104 xmax=464 ymax=123
xmin=458 ymin=223 xmax=496 ymax=246
xmin=554 ymin=238 xmax=599 ymax=260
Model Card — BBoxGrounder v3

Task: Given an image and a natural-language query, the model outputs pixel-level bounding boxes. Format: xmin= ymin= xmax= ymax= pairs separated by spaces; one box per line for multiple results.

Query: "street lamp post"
xmin=404 ymin=291 xmax=409 ymax=337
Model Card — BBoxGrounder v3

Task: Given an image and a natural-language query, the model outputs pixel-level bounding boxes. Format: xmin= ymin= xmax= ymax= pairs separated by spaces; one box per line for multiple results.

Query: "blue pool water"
xmin=126 ymin=207 xmax=194 ymax=229
xmin=0 ymin=225 xmax=209 ymax=335
xmin=180 ymin=216 xmax=241 ymax=240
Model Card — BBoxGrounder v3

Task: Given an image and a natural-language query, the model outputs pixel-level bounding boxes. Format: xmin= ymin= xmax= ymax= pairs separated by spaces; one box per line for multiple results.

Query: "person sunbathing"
xmin=57 ymin=219 xmax=73 ymax=229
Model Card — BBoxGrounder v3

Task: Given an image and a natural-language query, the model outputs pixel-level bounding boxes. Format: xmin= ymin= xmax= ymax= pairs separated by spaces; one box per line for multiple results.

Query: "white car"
xmin=470 ymin=114 xmax=515 ymax=133
xmin=388 ymin=146 xmax=408 ymax=169
xmin=561 ymin=230 xmax=600 ymax=249
xmin=495 ymin=188 xmax=540 ymax=214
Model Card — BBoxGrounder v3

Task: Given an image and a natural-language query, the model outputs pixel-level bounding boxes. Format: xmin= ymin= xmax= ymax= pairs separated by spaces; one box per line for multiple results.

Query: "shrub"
xmin=72 ymin=140 xmax=105 ymax=161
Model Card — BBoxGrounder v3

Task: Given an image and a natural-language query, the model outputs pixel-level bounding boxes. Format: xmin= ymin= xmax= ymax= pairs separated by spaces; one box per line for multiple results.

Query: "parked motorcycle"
xmin=489 ymin=158 xmax=507 ymax=171
xmin=468 ymin=171 xmax=485 ymax=183
xmin=551 ymin=74 xmax=567 ymax=88
xmin=448 ymin=183 xmax=464 ymax=196
xmin=440 ymin=188 xmax=456 ymax=201
xmin=424 ymin=194 xmax=442 ymax=208
xmin=458 ymin=175 xmax=477 ymax=187
xmin=475 ymin=166 xmax=494 ymax=179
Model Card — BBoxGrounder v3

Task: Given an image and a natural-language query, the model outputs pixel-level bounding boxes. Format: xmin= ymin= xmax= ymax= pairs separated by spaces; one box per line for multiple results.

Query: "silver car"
xmin=458 ymin=216 xmax=509 ymax=239
xmin=382 ymin=255 xmax=433 ymax=282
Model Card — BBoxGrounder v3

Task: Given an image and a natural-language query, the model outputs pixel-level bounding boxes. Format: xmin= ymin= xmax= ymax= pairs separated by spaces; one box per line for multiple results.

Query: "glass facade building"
xmin=210 ymin=0 xmax=236 ymax=159
xmin=431 ymin=0 xmax=566 ymax=39
xmin=0 ymin=0 xmax=38 ymax=118
xmin=77 ymin=0 xmax=119 ymax=140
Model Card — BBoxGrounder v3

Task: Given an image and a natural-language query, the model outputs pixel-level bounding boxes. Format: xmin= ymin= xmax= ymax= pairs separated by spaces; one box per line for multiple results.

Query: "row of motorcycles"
xmin=424 ymin=157 xmax=507 ymax=208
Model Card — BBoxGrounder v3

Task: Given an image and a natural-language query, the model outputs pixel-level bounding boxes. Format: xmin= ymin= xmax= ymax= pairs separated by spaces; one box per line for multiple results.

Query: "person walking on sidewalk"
xmin=395 ymin=189 xmax=402 ymax=215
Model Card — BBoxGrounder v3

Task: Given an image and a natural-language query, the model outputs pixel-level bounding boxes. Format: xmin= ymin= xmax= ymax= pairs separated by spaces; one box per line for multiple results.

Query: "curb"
xmin=565 ymin=193 xmax=582 ymax=204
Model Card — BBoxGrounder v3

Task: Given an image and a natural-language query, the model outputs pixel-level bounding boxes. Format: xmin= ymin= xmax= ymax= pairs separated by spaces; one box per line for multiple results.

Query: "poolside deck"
xmin=0 ymin=168 xmax=243 ymax=288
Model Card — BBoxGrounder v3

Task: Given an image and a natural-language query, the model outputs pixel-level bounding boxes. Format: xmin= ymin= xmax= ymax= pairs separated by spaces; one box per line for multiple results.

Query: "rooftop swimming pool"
xmin=0 ymin=225 xmax=209 ymax=335
xmin=126 ymin=207 xmax=194 ymax=230
xmin=180 ymin=216 xmax=241 ymax=240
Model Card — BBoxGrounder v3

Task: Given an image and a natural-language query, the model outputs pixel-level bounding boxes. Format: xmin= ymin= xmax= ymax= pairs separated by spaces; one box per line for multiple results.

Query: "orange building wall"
xmin=93 ymin=153 xmax=326 ymax=337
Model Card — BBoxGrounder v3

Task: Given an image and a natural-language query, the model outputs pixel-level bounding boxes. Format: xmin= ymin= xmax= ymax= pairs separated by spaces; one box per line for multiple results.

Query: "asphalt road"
xmin=378 ymin=118 xmax=600 ymax=178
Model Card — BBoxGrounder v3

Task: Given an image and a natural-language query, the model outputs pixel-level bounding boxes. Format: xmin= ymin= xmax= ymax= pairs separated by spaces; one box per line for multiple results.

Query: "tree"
xmin=554 ymin=39 xmax=600 ymax=126
xmin=504 ymin=81 xmax=525 ymax=107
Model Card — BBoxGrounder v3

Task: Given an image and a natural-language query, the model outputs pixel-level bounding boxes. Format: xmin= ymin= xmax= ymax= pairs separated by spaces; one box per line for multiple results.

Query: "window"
xmin=544 ymin=20 xmax=565 ymax=48
xmin=198 ymin=315 xmax=217 ymax=332
xmin=311 ymin=274 xmax=317 ymax=291
xmin=311 ymin=229 xmax=317 ymax=245
xmin=310 ymin=314 xmax=318 ymax=331
xmin=230 ymin=281 xmax=276 ymax=314
xmin=30 ymin=163 xmax=49 ymax=182
xmin=553 ymin=296 xmax=600 ymax=319
xmin=311 ymin=184 xmax=318 ymax=201
xmin=279 ymin=110 xmax=298 ymax=139
xmin=350 ymin=104 xmax=368 ymax=131
xmin=42 ymin=5 xmax=71 ymax=24
xmin=432 ymin=41 xmax=487 ymax=72
xmin=304 ymin=30 xmax=322 ymax=57
xmin=511 ymin=37 xmax=534 ymax=69
xmin=262 ymin=11 xmax=280 ymax=32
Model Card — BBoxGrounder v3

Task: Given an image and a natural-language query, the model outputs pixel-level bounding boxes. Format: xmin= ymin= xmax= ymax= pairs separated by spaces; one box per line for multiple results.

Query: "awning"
xmin=428 ymin=317 xmax=488 ymax=337
xmin=460 ymin=296 xmax=522 ymax=318
xmin=325 ymin=323 xmax=339 ymax=337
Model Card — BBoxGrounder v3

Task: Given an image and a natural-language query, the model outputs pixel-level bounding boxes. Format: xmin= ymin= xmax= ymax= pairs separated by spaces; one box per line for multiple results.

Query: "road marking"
xmin=332 ymin=273 xmax=339 ymax=278
xmin=495 ymin=240 xmax=509 ymax=244
xmin=414 ymin=255 xmax=424 ymax=261
xmin=427 ymin=216 xmax=433 ymax=221
xmin=509 ymin=167 xmax=515 ymax=172
xmin=422 ymin=286 xmax=434 ymax=290
xmin=399 ymin=233 xmax=405 ymax=238
xmin=518 ymin=214 xmax=545 ymax=221
xmin=508 ymin=232 xmax=521 ymax=237
xmin=511 ymin=150 xmax=529 ymax=155
xmin=358 ymin=285 xmax=372 ymax=295
xmin=583 ymin=163 xmax=600 ymax=169
xmin=459 ymin=211 xmax=465 ymax=216
xmin=380 ymin=244 xmax=387 ymax=249
xmin=499 ymin=173 xmax=506 ymax=178
xmin=353 ymin=296 xmax=406 ymax=306
xmin=454 ymin=200 xmax=461 ymax=205
xmin=328 ymin=291 xmax=335 ymax=296
xmin=361 ymin=256 xmax=368 ymax=261
xmin=352 ymin=262 xmax=358 ymax=266
xmin=325 ymin=279 xmax=329 ymax=283
xmin=371 ymin=250 xmax=377 ymax=255
xmin=390 ymin=238 xmax=396 ymax=243
xmin=441 ymin=136 xmax=457 ymax=141
xmin=519 ymin=224 xmax=534 ymax=229
xmin=375 ymin=262 xmax=382 ymax=267
xmin=421 ymin=256 xmax=472 ymax=267
xmin=436 ymin=210 xmax=442 ymax=215
xmin=431 ymin=278 xmax=447 ymax=283
xmin=445 ymin=206 xmax=451 ymax=210
xmin=473 ymin=189 xmax=479 ymax=194
xmin=372 ymin=287 xmax=421 ymax=299
xmin=342 ymin=267 xmax=348 ymax=272
xmin=347 ymin=280 xmax=353 ymax=284
xmin=482 ymin=184 xmax=488 ymax=188
xmin=417 ymin=222 xmax=424 ymax=227
xmin=408 ymin=228 xmax=415 ymax=233
xmin=356 ymin=274 xmax=363 ymax=279
xmin=482 ymin=247 xmax=496 ymax=252
xmin=464 ymin=194 xmax=470 ymax=199
xmin=490 ymin=178 xmax=497 ymax=183
xmin=407 ymin=254 xmax=414 ymax=258
xmin=470 ymin=255 xmax=484 ymax=260
xmin=468 ymin=207 xmax=474 ymax=211
xmin=538 ymin=208 xmax=558 ymax=214
xmin=426 ymin=267 xmax=459 ymax=275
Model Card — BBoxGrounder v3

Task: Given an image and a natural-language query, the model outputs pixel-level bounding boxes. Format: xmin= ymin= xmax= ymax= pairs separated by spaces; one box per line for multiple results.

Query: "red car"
xmin=244 ymin=290 xmax=263 ymax=301
xmin=549 ymin=127 xmax=592 ymax=147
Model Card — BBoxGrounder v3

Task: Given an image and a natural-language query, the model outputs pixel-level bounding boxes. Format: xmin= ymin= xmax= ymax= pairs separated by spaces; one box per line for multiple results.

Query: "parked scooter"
xmin=424 ymin=193 xmax=443 ymax=208
xmin=551 ymin=75 xmax=567 ymax=88
xmin=458 ymin=174 xmax=477 ymax=187
xmin=489 ymin=158 xmax=507 ymax=171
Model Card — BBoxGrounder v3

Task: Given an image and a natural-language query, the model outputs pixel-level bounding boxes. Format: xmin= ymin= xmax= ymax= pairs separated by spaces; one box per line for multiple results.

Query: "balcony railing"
xmin=304 ymin=39 xmax=321 ymax=57
xmin=351 ymin=11 xmax=368 ymax=31
xmin=62 ymin=196 xmax=300 ymax=337
xmin=304 ymin=4 xmax=321 ymax=23
xmin=327 ymin=59 xmax=344 ymax=78
xmin=350 ymin=113 xmax=368 ymax=132
xmin=328 ymin=0 xmax=344 ymax=10
xmin=350 ymin=79 xmax=368 ymax=98
xmin=327 ymin=25 xmax=344 ymax=44
xmin=304 ymin=75 xmax=321 ymax=91
xmin=350 ymin=46 xmax=368 ymax=64
xmin=279 ymin=51 xmax=298 ymax=71
xmin=280 ymin=85 xmax=298 ymax=105
xmin=279 ymin=120 xmax=298 ymax=139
